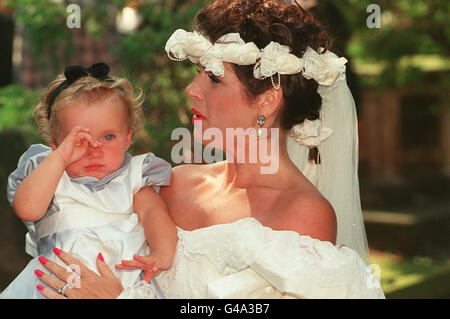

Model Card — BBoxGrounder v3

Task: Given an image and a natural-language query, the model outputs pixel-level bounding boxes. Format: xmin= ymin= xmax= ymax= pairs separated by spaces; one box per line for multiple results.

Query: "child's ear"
xmin=126 ymin=128 xmax=133 ymax=149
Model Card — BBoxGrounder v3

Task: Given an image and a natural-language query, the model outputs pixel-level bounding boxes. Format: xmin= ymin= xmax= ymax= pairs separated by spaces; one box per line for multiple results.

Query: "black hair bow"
xmin=47 ymin=62 xmax=112 ymax=119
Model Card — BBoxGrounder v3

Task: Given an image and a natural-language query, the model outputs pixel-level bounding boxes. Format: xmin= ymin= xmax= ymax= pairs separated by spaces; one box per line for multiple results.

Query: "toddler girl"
xmin=0 ymin=63 xmax=177 ymax=298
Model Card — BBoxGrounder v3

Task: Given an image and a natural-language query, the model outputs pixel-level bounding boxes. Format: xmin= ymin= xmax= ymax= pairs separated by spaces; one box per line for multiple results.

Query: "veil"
xmin=287 ymin=57 xmax=370 ymax=263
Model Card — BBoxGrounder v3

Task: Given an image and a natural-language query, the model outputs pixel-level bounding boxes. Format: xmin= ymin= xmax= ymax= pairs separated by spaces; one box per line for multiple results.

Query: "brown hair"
xmin=34 ymin=74 xmax=144 ymax=143
xmin=196 ymin=0 xmax=332 ymax=129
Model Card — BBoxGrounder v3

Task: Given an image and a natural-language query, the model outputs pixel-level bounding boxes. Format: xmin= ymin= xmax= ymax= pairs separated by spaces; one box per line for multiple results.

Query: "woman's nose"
xmin=185 ymin=75 xmax=202 ymax=101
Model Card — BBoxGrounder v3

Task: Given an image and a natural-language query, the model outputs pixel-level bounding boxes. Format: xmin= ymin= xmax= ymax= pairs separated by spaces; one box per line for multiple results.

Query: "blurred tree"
xmin=0 ymin=84 xmax=40 ymax=132
xmin=4 ymin=0 xmax=209 ymax=163
xmin=334 ymin=0 xmax=450 ymax=90
xmin=0 ymin=11 xmax=13 ymax=87
xmin=2 ymin=0 xmax=449 ymax=161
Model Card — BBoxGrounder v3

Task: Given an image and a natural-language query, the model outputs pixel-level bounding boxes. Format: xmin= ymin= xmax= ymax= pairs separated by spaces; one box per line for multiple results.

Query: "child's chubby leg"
xmin=115 ymin=186 xmax=178 ymax=282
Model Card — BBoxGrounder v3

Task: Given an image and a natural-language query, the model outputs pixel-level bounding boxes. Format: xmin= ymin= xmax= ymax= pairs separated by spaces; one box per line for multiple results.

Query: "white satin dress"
xmin=120 ymin=218 xmax=385 ymax=299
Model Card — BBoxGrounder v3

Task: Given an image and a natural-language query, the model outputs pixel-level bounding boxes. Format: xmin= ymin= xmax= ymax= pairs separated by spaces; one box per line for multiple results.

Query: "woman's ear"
xmin=257 ymin=87 xmax=283 ymax=120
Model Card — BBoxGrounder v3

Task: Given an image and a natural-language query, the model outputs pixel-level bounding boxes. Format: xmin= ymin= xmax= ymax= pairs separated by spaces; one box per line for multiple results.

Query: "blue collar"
xmin=69 ymin=153 xmax=132 ymax=192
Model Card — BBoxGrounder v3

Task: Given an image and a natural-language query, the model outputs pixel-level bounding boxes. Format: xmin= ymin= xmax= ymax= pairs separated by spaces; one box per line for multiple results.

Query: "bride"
xmin=35 ymin=0 xmax=383 ymax=299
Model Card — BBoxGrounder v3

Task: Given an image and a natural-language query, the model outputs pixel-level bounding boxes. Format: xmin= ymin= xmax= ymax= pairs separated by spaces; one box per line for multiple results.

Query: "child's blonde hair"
xmin=34 ymin=72 xmax=144 ymax=143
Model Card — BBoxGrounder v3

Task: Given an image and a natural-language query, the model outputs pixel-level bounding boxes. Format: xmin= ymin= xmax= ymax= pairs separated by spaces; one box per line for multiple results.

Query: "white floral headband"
xmin=165 ymin=28 xmax=347 ymax=90
xmin=165 ymin=29 xmax=349 ymax=156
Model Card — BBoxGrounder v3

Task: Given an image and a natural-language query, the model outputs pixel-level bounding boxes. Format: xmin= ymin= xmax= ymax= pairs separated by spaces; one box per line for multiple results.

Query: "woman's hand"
xmin=35 ymin=248 xmax=123 ymax=299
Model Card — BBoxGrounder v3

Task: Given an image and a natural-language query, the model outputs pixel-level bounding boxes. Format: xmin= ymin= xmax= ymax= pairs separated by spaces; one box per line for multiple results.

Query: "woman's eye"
xmin=196 ymin=67 xmax=201 ymax=74
xmin=208 ymin=73 xmax=220 ymax=83
xmin=104 ymin=134 xmax=115 ymax=141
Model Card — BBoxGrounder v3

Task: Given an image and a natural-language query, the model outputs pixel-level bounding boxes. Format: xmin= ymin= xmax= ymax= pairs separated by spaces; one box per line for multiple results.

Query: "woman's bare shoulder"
xmin=171 ymin=162 xmax=223 ymax=181
xmin=271 ymin=188 xmax=337 ymax=244
xmin=163 ymin=162 xmax=223 ymax=195
xmin=163 ymin=164 xmax=199 ymax=194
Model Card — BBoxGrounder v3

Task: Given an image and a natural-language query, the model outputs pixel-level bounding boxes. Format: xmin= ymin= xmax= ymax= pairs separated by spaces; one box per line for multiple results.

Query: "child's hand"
xmin=51 ymin=126 xmax=101 ymax=166
xmin=115 ymin=251 xmax=174 ymax=282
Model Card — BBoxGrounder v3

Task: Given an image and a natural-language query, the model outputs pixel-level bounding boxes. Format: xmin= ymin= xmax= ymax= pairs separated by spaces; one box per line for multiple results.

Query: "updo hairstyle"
xmin=196 ymin=0 xmax=332 ymax=130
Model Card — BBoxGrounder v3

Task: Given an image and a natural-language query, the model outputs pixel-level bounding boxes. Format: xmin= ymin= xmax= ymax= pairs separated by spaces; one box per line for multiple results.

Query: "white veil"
xmin=287 ymin=53 xmax=370 ymax=263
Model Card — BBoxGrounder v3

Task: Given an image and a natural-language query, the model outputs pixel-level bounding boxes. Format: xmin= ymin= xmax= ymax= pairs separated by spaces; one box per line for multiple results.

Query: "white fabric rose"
xmin=165 ymin=29 xmax=190 ymax=60
xmin=301 ymin=47 xmax=348 ymax=86
xmin=165 ymin=29 xmax=212 ymax=63
xmin=199 ymin=33 xmax=261 ymax=77
xmin=216 ymin=33 xmax=245 ymax=45
xmin=276 ymin=54 xmax=303 ymax=75
xmin=199 ymin=45 xmax=225 ymax=77
xmin=184 ymin=31 xmax=212 ymax=62
xmin=223 ymin=42 xmax=261 ymax=65
xmin=254 ymin=41 xmax=292 ymax=79
xmin=289 ymin=119 xmax=332 ymax=147
xmin=319 ymin=50 xmax=348 ymax=86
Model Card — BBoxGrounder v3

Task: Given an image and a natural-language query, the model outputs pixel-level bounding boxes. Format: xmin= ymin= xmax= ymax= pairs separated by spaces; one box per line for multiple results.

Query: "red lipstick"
xmin=191 ymin=107 xmax=206 ymax=123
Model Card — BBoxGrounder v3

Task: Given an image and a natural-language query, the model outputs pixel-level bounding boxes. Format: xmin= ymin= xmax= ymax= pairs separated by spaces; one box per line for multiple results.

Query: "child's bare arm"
xmin=117 ymin=186 xmax=178 ymax=281
xmin=14 ymin=126 xmax=99 ymax=222
xmin=13 ymin=151 xmax=66 ymax=221
xmin=134 ymin=187 xmax=178 ymax=264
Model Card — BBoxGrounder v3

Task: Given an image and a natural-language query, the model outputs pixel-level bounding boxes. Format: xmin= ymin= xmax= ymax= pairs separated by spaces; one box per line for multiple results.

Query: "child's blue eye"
xmin=104 ymin=134 xmax=115 ymax=141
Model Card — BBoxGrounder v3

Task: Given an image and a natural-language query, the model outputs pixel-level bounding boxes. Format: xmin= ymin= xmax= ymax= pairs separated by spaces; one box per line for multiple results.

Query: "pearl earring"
xmin=257 ymin=115 xmax=265 ymax=136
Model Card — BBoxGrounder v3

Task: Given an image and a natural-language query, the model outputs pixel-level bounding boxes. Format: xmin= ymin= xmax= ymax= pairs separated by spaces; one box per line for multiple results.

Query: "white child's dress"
xmin=0 ymin=144 xmax=171 ymax=299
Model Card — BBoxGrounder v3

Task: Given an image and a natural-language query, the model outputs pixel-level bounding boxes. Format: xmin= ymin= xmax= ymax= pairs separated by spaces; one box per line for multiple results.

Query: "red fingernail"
xmin=34 ymin=269 xmax=44 ymax=277
xmin=38 ymin=256 xmax=48 ymax=264
xmin=53 ymin=247 xmax=62 ymax=255
xmin=36 ymin=284 xmax=45 ymax=291
xmin=97 ymin=252 xmax=104 ymax=262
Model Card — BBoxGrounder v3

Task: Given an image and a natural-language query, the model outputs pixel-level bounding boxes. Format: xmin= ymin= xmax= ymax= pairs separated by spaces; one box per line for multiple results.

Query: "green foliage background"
xmin=0 ymin=0 xmax=448 ymax=161
xmin=0 ymin=0 xmax=449 ymax=298
xmin=1 ymin=0 xmax=211 ymax=162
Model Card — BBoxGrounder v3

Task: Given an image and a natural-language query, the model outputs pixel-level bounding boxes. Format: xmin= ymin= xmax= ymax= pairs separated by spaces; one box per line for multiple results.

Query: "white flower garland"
xmin=165 ymin=29 xmax=347 ymax=86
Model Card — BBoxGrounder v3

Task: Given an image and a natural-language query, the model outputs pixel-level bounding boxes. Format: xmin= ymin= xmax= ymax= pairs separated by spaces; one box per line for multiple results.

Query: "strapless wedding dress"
xmin=119 ymin=217 xmax=385 ymax=299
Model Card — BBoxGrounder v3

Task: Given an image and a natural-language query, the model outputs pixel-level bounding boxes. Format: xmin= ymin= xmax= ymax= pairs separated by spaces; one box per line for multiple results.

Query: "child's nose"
xmin=87 ymin=144 xmax=103 ymax=158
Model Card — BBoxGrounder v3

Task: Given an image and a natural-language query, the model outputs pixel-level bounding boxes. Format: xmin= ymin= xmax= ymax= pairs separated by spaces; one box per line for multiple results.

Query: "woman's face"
xmin=185 ymin=63 xmax=259 ymax=148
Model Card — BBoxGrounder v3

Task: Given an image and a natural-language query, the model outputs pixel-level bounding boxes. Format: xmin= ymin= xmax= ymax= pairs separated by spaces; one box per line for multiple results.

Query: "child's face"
xmin=54 ymin=95 xmax=132 ymax=180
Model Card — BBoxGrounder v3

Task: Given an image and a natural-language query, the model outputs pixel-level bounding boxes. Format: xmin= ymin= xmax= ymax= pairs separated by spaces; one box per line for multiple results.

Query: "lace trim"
xmin=119 ymin=218 xmax=384 ymax=299
xmin=152 ymin=237 xmax=185 ymax=298
xmin=177 ymin=218 xmax=384 ymax=298
xmin=177 ymin=219 xmax=263 ymax=273
xmin=117 ymin=280 xmax=156 ymax=299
